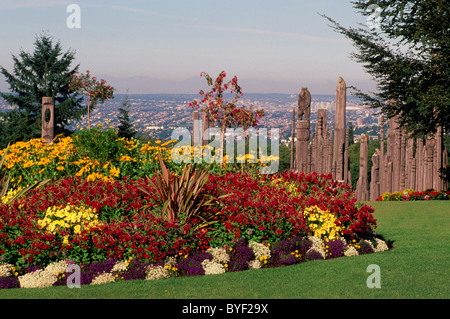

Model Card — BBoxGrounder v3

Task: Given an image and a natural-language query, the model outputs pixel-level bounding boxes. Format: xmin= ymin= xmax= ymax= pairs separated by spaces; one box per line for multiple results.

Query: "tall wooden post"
xmin=42 ymin=97 xmax=54 ymax=144
xmin=332 ymin=77 xmax=347 ymax=182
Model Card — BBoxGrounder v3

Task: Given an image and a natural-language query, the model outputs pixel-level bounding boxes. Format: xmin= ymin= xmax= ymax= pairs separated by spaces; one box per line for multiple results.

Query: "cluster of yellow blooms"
xmin=269 ymin=177 xmax=299 ymax=196
xmin=290 ymin=250 xmax=302 ymax=260
xmin=303 ymin=205 xmax=342 ymax=240
xmin=37 ymin=204 xmax=103 ymax=243
xmin=1 ymin=187 xmax=23 ymax=205
xmin=379 ymin=189 xmax=416 ymax=201
xmin=0 ymin=135 xmax=175 ymax=188
xmin=1 ymin=130 xmax=276 ymax=191
xmin=0 ymin=136 xmax=75 ymax=170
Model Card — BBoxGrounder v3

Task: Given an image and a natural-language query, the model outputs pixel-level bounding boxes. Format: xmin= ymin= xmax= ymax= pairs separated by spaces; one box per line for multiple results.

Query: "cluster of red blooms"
xmin=0 ymin=177 xmax=209 ymax=267
xmin=0 ymin=171 xmax=377 ymax=268
xmin=204 ymin=171 xmax=377 ymax=243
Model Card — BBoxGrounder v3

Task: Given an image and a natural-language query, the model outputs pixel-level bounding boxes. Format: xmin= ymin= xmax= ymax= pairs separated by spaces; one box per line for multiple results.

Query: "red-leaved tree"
xmin=189 ymin=71 xmax=265 ymax=151
xmin=69 ymin=70 xmax=114 ymax=129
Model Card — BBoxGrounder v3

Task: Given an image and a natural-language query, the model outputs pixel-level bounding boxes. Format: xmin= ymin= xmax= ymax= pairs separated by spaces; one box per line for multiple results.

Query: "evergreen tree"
xmin=0 ymin=33 xmax=84 ymax=148
xmin=322 ymin=0 xmax=449 ymax=137
xmin=117 ymin=95 xmax=137 ymax=139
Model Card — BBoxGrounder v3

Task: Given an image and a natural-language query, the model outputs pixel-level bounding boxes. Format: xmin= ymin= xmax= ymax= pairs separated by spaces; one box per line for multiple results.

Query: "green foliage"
xmin=348 ymin=122 xmax=355 ymax=145
xmin=71 ymin=126 xmax=125 ymax=164
xmin=322 ymin=1 xmax=450 ymax=136
xmin=0 ymin=33 xmax=84 ymax=148
xmin=278 ymin=143 xmax=291 ymax=172
xmin=117 ymin=96 xmax=137 ymax=139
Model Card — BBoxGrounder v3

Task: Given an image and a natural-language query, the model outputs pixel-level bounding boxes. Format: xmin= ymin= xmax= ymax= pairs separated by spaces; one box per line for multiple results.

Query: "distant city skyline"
xmin=0 ymin=0 xmax=378 ymax=95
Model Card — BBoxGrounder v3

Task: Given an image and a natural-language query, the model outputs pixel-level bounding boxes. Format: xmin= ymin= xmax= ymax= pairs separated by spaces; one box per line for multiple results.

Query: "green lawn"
xmin=0 ymin=201 xmax=448 ymax=299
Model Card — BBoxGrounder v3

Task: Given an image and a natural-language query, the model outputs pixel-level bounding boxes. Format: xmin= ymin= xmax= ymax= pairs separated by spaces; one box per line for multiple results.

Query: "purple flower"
xmin=122 ymin=259 xmax=150 ymax=281
xmin=53 ymin=259 xmax=117 ymax=287
xmin=229 ymin=239 xmax=255 ymax=272
xmin=0 ymin=277 xmax=20 ymax=289
xmin=358 ymin=240 xmax=374 ymax=255
xmin=305 ymin=249 xmax=324 ymax=261
xmin=271 ymin=236 xmax=311 ymax=266
xmin=325 ymin=239 xmax=346 ymax=259
xmin=176 ymin=251 xmax=212 ymax=276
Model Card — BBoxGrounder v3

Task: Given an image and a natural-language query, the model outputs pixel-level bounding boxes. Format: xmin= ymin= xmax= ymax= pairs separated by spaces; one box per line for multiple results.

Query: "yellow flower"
xmin=109 ymin=166 xmax=120 ymax=178
xmin=56 ymin=166 xmax=65 ymax=171
xmin=161 ymin=140 xmax=174 ymax=147
xmin=119 ymin=155 xmax=136 ymax=162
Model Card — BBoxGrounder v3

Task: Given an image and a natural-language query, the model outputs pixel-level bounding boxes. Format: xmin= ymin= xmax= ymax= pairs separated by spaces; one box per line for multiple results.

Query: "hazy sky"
xmin=0 ymin=0 xmax=378 ymax=94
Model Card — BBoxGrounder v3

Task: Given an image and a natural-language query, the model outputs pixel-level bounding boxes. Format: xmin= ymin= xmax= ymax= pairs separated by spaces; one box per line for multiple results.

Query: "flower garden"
xmin=376 ymin=189 xmax=450 ymax=201
xmin=0 ymin=127 xmax=393 ymax=289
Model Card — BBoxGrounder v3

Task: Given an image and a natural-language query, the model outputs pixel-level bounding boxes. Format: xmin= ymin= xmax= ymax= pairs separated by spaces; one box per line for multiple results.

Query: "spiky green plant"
xmin=139 ymin=153 xmax=230 ymax=229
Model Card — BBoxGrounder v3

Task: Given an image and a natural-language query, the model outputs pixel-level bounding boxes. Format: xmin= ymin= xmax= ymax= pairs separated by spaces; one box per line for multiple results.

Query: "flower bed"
xmin=0 ymin=134 xmax=392 ymax=289
xmin=376 ymin=189 xmax=450 ymax=201
xmin=0 ymin=235 xmax=391 ymax=289
xmin=0 ymin=171 xmax=392 ymax=289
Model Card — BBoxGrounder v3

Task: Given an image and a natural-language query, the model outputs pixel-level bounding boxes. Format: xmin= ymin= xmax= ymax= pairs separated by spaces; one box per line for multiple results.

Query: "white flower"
xmin=164 ymin=256 xmax=178 ymax=267
xmin=248 ymin=241 xmax=271 ymax=260
xmin=145 ymin=265 xmax=170 ymax=280
xmin=45 ymin=260 xmax=69 ymax=275
xmin=201 ymin=260 xmax=226 ymax=275
xmin=18 ymin=260 xmax=71 ymax=288
xmin=373 ymin=238 xmax=389 ymax=252
xmin=248 ymin=260 xmax=262 ymax=270
xmin=308 ymin=236 xmax=324 ymax=251
xmin=206 ymin=247 xmax=230 ymax=264
xmin=91 ymin=272 xmax=115 ymax=285
xmin=306 ymin=247 xmax=326 ymax=259
xmin=111 ymin=260 xmax=129 ymax=273
xmin=0 ymin=263 xmax=13 ymax=278
xmin=19 ymin=269 xmax=58 ymax=288
xmin=344 ymin=246 xmax=359 ymax=257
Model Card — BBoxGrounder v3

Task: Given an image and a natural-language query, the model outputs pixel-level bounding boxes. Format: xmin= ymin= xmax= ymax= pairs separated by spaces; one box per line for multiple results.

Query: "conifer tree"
xmin=322 ymin=0 xmax=449 ymax=136
xmin=0 ymin=33 xmax=84 ymax=148
xmin=117 ymin=95 xmax=137 ymax=139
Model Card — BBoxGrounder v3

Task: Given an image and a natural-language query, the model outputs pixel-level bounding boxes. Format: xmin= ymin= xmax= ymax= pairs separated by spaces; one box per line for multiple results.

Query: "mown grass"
xmin=0 ymin=201 xmax=448 ymax=299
